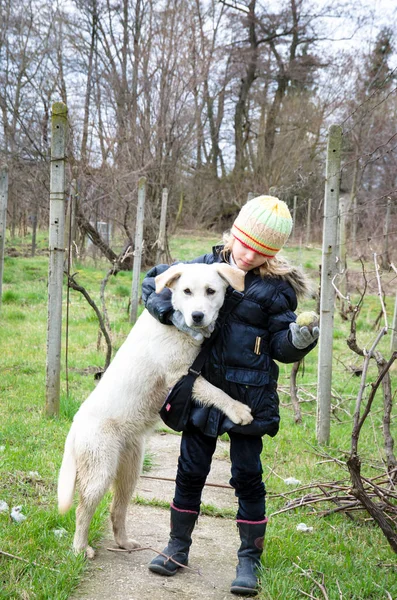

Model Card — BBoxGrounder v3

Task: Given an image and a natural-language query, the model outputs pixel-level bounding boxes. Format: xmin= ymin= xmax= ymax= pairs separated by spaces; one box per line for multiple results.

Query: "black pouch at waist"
xmin=159 ymin=373 xmax=196 ymax=432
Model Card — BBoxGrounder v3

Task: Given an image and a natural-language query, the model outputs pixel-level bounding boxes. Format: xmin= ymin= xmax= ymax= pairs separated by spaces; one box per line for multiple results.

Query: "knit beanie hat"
xmin=231 ymin=195 xmax=293 ymax=258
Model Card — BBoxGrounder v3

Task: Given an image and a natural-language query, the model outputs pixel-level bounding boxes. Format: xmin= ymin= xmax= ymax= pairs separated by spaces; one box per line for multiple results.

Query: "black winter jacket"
xmin=142 ymin=246 xmax=316 ymax=438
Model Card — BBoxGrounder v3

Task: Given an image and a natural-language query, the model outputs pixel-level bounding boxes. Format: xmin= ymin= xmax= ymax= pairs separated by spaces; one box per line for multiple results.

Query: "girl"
xmin=141 ymin=195 xmax=319 ymax=596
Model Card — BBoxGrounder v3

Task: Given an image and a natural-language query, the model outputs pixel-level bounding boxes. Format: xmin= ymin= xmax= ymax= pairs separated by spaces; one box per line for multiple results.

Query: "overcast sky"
xmin=317 ymin=0 xmax=397 ymax=66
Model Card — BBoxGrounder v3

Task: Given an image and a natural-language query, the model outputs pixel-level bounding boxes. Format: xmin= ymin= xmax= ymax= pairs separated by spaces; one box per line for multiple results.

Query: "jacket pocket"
xmin=225 ymin=367 xmax=269 ymax=387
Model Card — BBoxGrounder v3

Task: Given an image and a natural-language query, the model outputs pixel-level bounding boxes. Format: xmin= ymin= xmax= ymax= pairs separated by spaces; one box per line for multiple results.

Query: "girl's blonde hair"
xmin=220 ymin=232 xmax=294 ymax=278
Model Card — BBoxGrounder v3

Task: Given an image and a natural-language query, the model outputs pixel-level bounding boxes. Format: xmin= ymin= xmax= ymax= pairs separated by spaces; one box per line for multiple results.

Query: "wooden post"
xmin=173 ymin=190 xmax=183 ymax=232
xmin=349 ymin=157 xmax=359 ymax=257
xmin=316 ymin=124 xmax=342 ymax=445
xmin=46 ymin=102 xmax=68 ymax=417
xmin=391 ymin=292 xmax=397 ymax=352
xmin=0 ymin=165 xmax=8 ymax=311
xmin=338 ymin=195 xmax=347 ymax=309
xmin=130 ymin=177 xmax=146 ymax=324
xmin=10 ymin=195 xmax=16 ymax=240
xmin=298 ymin=236 xmax=303 ymax=266
xmin=292 ymin=195 xmax=297 ymax=239
xmin=156 ymin=187 xmax=168 ymax=264
xmin=305 ymin=198 xmax=312 ymax=246
xmin=382 ymin=197 xmax=391 ymax=269
xmin=31 ymin=214 xmax=38 ymax=257
xmin=31 ymin=191 xmax=38 ymax=257
xmin=65 ymin=178 xmax=77 ymax=267
xmin=352 ymin=195 xmax=357 ymax=256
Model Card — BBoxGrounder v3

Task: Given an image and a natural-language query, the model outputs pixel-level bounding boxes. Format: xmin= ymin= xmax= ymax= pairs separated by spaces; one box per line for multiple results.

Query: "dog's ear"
xmin=214 ymin=264 xmax=245 ymax=292
xmin=155 ymin=264 xmax=184 ymax=293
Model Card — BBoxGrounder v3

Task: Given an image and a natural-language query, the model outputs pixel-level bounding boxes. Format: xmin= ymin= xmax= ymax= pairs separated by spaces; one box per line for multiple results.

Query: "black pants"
xmin=173 ymin=425 xmax=266 ymax=521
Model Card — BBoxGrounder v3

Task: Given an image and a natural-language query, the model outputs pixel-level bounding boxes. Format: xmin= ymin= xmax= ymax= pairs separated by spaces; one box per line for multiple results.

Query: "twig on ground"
xmin=0 ymin=550 xmax=60 ymax=573
xmin=264 ymin=445 xmax=279 ymax=483
xmin=306 ymin=444 xmax=347 ymax=468
xmin=374 ymin=582 xmax=393 ymax=600
xmin=140 ymin=474 xmax=232 ymax=489
xmin=317 ymin=484 xmax=355 ymax=521
xmin=336 ymin=579 xmax=344 ymax=599
xmin=297 ymin=590 xmax=319 ymax=599
xmin=106 ymin=545 xmax=201 ymax=574
xmin=293 ymin=563 xmax=329 ymax=600
xmin=268 ymin=470 xmax=397 ymax=524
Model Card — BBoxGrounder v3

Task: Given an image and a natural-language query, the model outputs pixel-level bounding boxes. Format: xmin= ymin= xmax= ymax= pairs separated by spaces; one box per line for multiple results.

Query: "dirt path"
xmin=70 ymin=431 xmax=250 ymax=600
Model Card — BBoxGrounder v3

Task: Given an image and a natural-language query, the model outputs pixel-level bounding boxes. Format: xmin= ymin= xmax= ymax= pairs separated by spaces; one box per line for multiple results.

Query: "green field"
xmin=0 ymin=232 xmax=396 ymax=599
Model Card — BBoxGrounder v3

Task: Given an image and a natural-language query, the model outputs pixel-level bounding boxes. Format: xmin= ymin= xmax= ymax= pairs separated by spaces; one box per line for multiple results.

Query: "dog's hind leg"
xmin=110 ymin=438 xmax=144 ymax=550
xmin=73 ymin=497 xmax=101 ymax=559
xmin=73 ymin=448 xmax=118 ymax=558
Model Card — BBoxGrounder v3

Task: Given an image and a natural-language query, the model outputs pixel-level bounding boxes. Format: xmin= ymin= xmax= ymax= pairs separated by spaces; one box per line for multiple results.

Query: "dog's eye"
xmin=206 ymin=288 xmax=216 ymax=295
xmin=183 ymin=288 xmax=192 ymax=295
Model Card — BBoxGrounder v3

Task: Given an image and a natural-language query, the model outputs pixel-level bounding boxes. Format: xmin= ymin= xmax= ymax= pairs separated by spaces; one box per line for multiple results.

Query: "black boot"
xmin=230 ymin=519 xmax=267 ymax=596
xmin=148 ymin=504 xmax=198 ymax=576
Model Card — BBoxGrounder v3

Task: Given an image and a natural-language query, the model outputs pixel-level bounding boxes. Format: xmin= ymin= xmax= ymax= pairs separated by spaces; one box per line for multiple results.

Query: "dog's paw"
xmin=73 ymin=544 xmax=96 ymax=559
xmin=118 ymin=538 xmax=140 ymax=551
xmin=85 ymin=545 xmax=96 ymax=559
xmin=227 ymin=401 xmax=253 ymax=426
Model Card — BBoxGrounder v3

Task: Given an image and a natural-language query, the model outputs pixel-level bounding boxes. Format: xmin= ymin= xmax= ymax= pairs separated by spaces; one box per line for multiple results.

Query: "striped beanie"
xmin=231 ymin=195 xmax=292 ymax=258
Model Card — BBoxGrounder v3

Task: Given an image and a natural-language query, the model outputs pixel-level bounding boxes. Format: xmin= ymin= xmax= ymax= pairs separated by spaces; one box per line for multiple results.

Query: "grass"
xmin=258 ymin=416 xmax=397 ymax=599
xmin=0 ymin=230 xmax=396 ymax=599
xmin=0 ymin=248 xmax=133 ymax=600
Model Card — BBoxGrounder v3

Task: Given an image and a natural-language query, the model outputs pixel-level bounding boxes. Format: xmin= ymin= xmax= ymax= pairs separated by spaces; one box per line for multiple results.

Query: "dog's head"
xmin=155 ymin=263 xmax=245 ymax=329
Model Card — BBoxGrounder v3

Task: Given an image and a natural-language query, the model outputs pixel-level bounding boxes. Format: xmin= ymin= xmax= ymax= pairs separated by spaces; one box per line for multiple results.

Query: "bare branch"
xmin=289 ymin=360 xmax=303 ymax=424
xmin=374 ymin=253 xmax=388 ymax=329
xmin=351 ymin=327 xmax=388 ymax=455
xmin=218 ymin=0 xmax=250 ymax=13
xmin=66 ymin=272 xmax=112 ymax=371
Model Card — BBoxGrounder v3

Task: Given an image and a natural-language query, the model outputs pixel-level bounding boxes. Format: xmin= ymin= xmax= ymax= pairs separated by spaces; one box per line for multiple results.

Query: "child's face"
xmin=232 ymin=239 xmax=267 ymax=272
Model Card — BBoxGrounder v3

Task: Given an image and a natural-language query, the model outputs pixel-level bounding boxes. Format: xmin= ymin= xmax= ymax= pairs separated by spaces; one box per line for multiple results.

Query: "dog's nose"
xmin=192 ymin=311 xmax=204 ymax=324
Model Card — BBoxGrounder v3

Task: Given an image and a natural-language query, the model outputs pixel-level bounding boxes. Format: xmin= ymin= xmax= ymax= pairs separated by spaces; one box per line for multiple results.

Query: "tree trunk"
xmin=81 ymin=0 xmax=98 ymax=163
xmin=234 ymin=0 xmax=258 ymax=176
xmin=262 ymin=75 xmax=287 ymax=176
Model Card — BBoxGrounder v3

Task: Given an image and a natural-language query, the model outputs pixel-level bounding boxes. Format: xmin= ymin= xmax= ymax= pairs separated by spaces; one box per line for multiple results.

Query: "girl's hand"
xmin=289 ymin=322 xmax=319 ymax=349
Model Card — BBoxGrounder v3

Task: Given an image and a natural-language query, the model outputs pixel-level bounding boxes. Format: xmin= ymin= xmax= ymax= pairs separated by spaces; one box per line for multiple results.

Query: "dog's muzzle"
xmin=191 ymin=311 xmax=204 ymax=324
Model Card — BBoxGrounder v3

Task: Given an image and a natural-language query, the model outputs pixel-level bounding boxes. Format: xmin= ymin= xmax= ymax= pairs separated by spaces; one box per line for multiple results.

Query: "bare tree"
xmin=0 ymin=0 xmax=395 ymax=261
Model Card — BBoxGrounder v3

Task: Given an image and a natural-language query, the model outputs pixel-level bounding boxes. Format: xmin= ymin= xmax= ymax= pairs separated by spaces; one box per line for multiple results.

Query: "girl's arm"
xmin=142 ymin=264 xmax=174 ymax=324
xmin=270 ymin=326 xmax=316 ymax=363
xmin=267 ymin=283 xmax=317 ymax=363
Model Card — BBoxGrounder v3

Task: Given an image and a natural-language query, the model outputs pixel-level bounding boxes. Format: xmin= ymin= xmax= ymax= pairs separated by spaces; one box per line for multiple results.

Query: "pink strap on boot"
xmin=171 ymin=502 xmax=199 ymax=515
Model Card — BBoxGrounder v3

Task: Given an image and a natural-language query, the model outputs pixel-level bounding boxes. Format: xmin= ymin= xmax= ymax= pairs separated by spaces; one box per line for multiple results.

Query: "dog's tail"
xmin=57 ymin=430 xmax=77 ymax=514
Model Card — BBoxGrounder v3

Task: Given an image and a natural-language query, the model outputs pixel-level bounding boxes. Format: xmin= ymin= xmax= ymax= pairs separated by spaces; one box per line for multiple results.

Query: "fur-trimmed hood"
xmin=279 ymin=264 xmax=314 ymax=300
xmin=214 ymin=244 xmax=313 ymax=300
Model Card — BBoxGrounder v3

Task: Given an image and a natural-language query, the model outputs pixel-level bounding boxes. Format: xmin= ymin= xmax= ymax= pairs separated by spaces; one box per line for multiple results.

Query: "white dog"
xmin=57 ymin=262 xmax=253 ymax=558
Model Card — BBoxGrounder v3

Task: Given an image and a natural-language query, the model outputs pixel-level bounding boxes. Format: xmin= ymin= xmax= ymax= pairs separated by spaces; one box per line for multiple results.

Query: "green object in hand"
xmin=296 ymin=311 xmax=319 ymax=332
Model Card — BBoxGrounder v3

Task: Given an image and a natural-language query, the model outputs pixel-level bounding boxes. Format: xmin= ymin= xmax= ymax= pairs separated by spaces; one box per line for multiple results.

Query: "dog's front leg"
xmin=192 ymin=377 xmax=253 ymax=425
